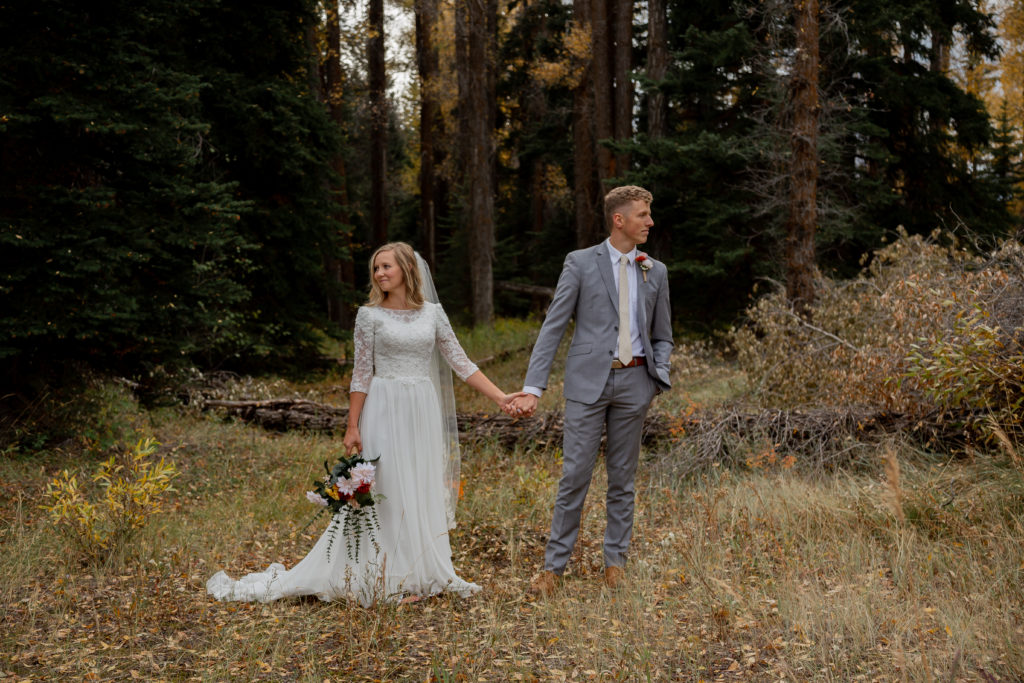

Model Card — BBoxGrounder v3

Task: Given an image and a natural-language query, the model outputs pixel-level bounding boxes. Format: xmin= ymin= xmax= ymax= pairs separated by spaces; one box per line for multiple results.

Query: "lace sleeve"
xmin=350 ymin=307 xmax=374 ymax=394
xmin=434 ymin=304 xmax=479 ymax=381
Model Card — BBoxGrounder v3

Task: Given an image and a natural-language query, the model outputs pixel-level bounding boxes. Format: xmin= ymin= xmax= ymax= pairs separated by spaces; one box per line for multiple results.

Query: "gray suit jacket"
xmin=524 ymin=243 xmax=673 ymax=405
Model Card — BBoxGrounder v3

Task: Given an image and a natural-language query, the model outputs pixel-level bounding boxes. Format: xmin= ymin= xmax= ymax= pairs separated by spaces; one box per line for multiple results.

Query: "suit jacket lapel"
xmin=595 ymin=243 xmax=619 ymax=311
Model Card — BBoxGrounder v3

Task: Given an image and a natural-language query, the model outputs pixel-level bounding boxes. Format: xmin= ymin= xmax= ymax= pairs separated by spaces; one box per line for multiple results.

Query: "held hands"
xmin=498 ymin=391 xmax=531 ymax=417
xmin=502 ymin=392 xmax=538 ymax=418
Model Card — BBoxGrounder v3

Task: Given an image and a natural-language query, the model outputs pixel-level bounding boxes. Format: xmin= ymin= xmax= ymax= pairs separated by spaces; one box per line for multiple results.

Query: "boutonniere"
xmin=636 ymin=253 xmax=651 ymax=282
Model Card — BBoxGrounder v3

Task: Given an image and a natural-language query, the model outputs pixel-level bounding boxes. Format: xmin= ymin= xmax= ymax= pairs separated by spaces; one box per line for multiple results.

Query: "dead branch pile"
xmin=667 ymin=404 xmax=985 ymax=475
xmin=667 ymin=405 xmax=903 ymax=474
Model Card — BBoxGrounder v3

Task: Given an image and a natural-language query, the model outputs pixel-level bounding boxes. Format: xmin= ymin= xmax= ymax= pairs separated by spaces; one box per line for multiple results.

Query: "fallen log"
xmin=203 ymin=399 xmax=347 ymax=433
xmin=495 ymin=281 xmax=555 ymax=298
xmin=202 ymin=397 xmax=673 ymax=448
xmin=201 ymin=397 xmax=976 ymax=467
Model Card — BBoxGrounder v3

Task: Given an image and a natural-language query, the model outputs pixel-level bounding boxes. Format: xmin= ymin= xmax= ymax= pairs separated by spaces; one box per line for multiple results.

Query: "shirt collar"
xmin=606 ymin=239 xmax=637 ymax=265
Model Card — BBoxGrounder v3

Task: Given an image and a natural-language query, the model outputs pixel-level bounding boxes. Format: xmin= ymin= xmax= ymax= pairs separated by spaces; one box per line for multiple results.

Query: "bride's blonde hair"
xmin=366 ymin=242 xmax=425 ymax=308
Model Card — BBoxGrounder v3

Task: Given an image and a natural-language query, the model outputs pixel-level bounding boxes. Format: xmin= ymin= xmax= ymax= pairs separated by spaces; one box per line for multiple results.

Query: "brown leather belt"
xmin=611 ymin=357 xmax=646 ymax=369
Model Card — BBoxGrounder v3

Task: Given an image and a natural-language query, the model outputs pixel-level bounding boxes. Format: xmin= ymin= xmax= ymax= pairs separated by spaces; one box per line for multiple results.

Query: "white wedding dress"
xmin=207 ymin=302 xmax=482 ymax=606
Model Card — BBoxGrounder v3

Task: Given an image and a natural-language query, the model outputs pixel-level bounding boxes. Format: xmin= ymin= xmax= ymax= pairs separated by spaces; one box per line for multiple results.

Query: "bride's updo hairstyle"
xmin=366 ymin=241 xmax=426 ymax=308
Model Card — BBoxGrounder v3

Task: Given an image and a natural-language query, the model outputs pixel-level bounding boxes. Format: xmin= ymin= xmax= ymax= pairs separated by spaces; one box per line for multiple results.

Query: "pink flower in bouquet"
xmin=335 ymin=477 xmax=357 ymax=497
xmin=305 ymin=491 xmax=330 ymax=507
xmin=350 ymin=462 xmax=376 ymax=486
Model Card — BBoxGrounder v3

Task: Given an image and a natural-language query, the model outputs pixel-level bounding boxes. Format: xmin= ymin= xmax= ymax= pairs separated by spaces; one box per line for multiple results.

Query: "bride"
xmin=207 ymin=242 xmax=523 ymax=606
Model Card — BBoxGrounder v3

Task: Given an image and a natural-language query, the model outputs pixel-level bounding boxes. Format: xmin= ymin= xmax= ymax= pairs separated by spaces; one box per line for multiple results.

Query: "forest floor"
xmin=1 ymin=321 xmax=1023 ymax=681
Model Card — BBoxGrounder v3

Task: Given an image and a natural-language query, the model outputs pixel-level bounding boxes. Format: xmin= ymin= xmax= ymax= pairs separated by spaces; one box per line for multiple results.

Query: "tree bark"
xmin=368 ymin=0 xmax=388 ymax=246
xmin=590 ymin=0 xmax=615 ymax=182
xmin=415 ymin=0 xmax=440 ymax=269
xmin=646 ymin=0 xmax=668 ymax=140
xmin=321 ymin=5 xmax=355 ymax=327
xmin=785 ymin=0 xmax=820 ymax=312
xmin=572 ymin=0 xmax=602 ymax=246
xmin=461 ymin=0 xmax=496 ymax=324
xmin=612 ymin=0 xmax=633 ymax=175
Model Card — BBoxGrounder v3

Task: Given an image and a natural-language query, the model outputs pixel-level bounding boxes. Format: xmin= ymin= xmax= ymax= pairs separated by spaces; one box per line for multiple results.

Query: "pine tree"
xmin=0 ymin=0 xmax=343 ymax=388
xmin=988 ymin=99 xmax=1024 ymax=225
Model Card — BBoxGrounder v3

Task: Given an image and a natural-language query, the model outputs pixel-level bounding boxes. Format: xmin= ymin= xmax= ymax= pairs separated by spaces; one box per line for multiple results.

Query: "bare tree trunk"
xmin=524 ymin=4 xmax=551 ymax=248
xmin=646 ymin=0 xmax=667 ymax=140
xmin=461 ymin=0 xmax=495 ymax=324
xmin=929 ymin=26 xmax=951 ymax=146
xmin=321 ymin=5 xmax=355 ymax=327
xmin=612 ymin=0 xmax=632 ymax=175
xmin=930 ymin=27 xmax=950 ymax=74
xmin=572 ymin=0 xmax=602 ymax=246
xmin=590 ymin=0 xmax=615 ymax=182
xmin=455 ymin=0 xmax=470 ymax=172
xmin=368 ymin=0 xmax=388 ymax=246
xmin=415 ymin=0 xmax=439 ymax=269
xmin=785 ymin=0 xmax=820 ymax=311
xmin=487 ymin=0 xmax=499 ymax=201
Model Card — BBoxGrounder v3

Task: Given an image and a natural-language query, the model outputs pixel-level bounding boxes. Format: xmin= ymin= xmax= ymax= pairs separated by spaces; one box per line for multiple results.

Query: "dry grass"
xmin=3 ymin=414 xmax=1022 ymax=681
xmin=2 ymin=324 xmax=1023 ymax=681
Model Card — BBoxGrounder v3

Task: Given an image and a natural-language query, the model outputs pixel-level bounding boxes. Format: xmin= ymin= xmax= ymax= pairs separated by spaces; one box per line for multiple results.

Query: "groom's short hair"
xmin=604 ymin=185 xmax=653 ymax=229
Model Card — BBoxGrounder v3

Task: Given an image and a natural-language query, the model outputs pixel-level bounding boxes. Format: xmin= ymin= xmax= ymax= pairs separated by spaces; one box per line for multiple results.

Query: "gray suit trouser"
xmin=544 ymin=364 xmax=658 ymax=573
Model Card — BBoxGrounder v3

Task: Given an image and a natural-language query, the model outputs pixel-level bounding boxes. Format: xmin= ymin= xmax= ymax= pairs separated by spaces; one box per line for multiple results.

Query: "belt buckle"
xmin=611 ymin=359 xmax=625 ymax=369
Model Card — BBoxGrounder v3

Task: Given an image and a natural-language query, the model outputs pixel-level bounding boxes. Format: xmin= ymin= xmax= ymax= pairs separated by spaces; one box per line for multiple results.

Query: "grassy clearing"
xmin=2 ymin=321 xmax=1023 ymax=681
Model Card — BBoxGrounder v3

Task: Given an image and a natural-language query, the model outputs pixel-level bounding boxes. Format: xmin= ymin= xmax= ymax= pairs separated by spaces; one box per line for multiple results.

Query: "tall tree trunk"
xmin=460 ymin=0 xmax=496 ymax=324
xmin=455 ymin=0 xmax=470 ymax=173
xmin=415 ymin=0 xmax=440 ymax=269
xmin=929 ymin=26 xmax=951 ymax=144
xmin=487 ymin=0 xmax=498 ymax=202
xmin=572 ymin=0 xmax=602 ymax=246
xmin=590 ymin=0 xmax=615 ymax=182
xmin=646 ymin=0 xmax=667 ymax=140
xmin=930 ymin=27 xmax=951 ymax=74
xmin=612 ymin=0 xmax=632 ymax=175
xmin=368 ymin=0 xmax=388 ymax=246
xmin=524 ymin=3 xmax=551 ymax=249
xmin=785 ymin=0 xmax=820 ymax=312
xmin=321 ymin=5 xmax=355 ymax=327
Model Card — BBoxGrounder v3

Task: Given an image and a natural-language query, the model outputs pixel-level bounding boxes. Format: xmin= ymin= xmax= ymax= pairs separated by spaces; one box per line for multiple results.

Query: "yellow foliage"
xmin=528 ymin=19 xmax=592 ymax=89
xmin=40 ymin=437 xmax=179 ymax=562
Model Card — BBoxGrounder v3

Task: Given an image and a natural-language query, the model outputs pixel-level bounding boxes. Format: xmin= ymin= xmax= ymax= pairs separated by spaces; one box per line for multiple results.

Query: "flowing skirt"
xmin=206 ymin=376 xmax=480 ymax=607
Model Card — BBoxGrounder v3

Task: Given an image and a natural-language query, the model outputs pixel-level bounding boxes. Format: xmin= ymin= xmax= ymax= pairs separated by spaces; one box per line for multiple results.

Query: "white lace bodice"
xmin=350 ymin=303 xmax=479 ymax=393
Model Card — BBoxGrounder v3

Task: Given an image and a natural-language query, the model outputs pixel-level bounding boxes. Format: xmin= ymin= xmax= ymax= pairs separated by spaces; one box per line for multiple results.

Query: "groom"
xmin=509 ymin=185 xmax=673 ymax=595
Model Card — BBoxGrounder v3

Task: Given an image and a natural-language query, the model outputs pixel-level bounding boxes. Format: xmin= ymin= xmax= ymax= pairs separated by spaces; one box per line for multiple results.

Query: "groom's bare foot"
xmin=528 ymin=570 xmax=560 ymax=598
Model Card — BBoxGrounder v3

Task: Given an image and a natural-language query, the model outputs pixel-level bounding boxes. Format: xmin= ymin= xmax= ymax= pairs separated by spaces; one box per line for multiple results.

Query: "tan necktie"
xmin=617 ymin=254 xmax=632 ymax=365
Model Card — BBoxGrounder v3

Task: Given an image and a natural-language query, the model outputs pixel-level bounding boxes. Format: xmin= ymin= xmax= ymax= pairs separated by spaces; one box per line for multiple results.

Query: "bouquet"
xmin=305 ymin=451 xmax=381 ymax=561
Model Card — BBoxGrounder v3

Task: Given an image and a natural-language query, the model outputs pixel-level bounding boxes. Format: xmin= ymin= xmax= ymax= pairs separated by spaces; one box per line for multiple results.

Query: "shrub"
xmin=39 ymin=437 xmax=179 ymax=563
xmin=729 ymin=230 xmax=1024 ymax=443
xmin=905 ymin=305 xmax=1024 ymax=442
xmin=1 ymin=374 xmax=142 ymax=456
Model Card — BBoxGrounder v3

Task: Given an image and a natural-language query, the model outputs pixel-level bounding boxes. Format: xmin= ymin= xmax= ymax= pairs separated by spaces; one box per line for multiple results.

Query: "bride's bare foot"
xmin=399 ymin=595 xmax=422 ymax=604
